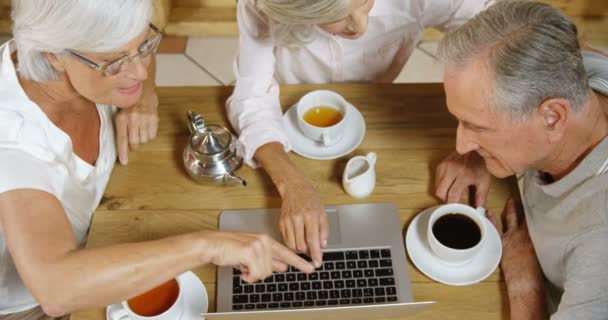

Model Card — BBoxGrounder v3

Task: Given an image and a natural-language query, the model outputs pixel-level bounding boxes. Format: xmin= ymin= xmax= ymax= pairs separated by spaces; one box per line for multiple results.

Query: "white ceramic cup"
xmin=296 ymin=90 xmax=350 ymax=146
xmin=108 ymin=274 xmax=186 ymax=320
xmin=342 ymin=152 xmax=377 ymax=198
xmin=427 ymin=204 xmax=487 ymax=266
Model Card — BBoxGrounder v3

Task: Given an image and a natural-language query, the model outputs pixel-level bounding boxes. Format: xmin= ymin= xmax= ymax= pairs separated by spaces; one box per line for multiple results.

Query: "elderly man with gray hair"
xmin=434 ymin=1 xmax=608 ymax=319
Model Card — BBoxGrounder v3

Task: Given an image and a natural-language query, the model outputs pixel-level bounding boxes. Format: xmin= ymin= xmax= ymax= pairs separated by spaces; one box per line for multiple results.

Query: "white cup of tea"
xmin=296 ymin=90 xmax=350 ymax=146
xmin=108 ymin=274 xmax=186 ymax=320
xmin=343 ymin=152 xmax=377 ymax=198
xmin=427 ymin=204 xmax=487 ymax=265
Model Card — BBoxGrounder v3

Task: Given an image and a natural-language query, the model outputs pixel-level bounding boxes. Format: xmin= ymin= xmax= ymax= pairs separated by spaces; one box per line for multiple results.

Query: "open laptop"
xmin=203 ymin=203 xmax=434 ymax=320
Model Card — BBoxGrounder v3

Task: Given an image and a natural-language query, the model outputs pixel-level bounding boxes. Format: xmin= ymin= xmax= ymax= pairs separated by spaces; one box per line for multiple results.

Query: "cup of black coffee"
xmin=427 ymin=204 xmax=487 ymax=265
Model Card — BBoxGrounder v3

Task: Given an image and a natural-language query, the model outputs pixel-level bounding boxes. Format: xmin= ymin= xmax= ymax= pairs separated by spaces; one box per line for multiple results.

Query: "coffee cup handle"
xmin=475 ymin=207 xmax=486 ymax=217
xmin=108 ymin=305 xmax=130 ymax=320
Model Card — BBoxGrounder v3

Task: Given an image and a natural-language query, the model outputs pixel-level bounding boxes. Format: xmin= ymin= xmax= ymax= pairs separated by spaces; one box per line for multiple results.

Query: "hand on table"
xmin=204 ymin=231 xmax=315 ymax=284
xmin=486 ymin=198 xmax=545 ymax=298
xmin=279 ymin=179 xmax=329 ymax=269
xmin=114 ymin=88 xmax=159 ymax=165
xmin=435 ymin=151 xmax=492 ymax=207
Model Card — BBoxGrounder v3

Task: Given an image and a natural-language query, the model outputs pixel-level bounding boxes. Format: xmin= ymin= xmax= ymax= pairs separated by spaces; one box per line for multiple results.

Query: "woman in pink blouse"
xmin=227 ymin=0 xmax=494 ymax=267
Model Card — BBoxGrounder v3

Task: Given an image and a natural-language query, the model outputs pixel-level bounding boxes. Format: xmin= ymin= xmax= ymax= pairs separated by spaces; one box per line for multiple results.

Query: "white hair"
xmin=11 ymin=0 xmax=152 ymax=82
xmin=438 ymin=0 xmax=589 ymax=119
xmin=255 ymin=0 xmax=350 ymax=48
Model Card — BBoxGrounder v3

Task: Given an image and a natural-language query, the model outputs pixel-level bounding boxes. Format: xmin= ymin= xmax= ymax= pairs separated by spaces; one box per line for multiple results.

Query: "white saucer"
xmin=283 ymin=103 xmax=366 ymax=160
xmin=106 ymin=271 xmax=208 ymax=320
xmin=405 ymin=207 xmax=502 ymax=286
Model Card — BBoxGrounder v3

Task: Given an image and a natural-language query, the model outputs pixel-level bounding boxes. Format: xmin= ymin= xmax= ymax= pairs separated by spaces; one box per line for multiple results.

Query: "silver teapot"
xmin=183 ymin=111 xmax=247 ymax=186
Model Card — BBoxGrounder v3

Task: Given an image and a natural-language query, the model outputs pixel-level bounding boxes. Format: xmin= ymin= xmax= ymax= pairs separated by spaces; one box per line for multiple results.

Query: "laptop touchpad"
xmin=326 ymin=209 xmax=342 ymax=245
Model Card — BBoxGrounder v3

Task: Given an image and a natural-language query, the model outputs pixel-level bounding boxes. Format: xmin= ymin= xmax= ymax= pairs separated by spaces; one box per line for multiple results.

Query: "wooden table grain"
xmin=71 ymin=83 xmax=514 ymax=320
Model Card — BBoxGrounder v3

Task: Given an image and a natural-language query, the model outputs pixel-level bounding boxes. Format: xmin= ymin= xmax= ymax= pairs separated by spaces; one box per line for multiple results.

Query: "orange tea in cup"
xmin=127 ymin=279 xmax=179 ymax=317
xmin=303 ymin=106 xmax=343 ymax=127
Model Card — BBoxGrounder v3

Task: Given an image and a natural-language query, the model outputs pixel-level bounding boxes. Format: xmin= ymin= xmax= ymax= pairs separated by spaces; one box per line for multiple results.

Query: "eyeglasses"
xmin=66 ymin=23 xmax=162 ymax=76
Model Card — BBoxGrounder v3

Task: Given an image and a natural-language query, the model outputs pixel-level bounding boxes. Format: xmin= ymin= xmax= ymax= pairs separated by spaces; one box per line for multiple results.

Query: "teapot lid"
xmin=188 ymin=111 xmax=232 ymax=155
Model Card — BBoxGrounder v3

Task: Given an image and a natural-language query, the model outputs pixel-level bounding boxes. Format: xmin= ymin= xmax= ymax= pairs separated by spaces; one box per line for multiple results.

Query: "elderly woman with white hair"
xmin=227 ymin=0 xmax=496 ymax=268
xmin=0 ymin=1 xmax=314 ymax=319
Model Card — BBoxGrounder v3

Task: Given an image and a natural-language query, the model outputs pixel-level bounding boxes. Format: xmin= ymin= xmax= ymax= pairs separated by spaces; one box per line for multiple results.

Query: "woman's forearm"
xmin=29 ymin=231 xmax=212 ymax=317
xmin=254 ymin=142 xmax=309 ymax=196
xmin=1 ymin=189 xmax=217 ymax=317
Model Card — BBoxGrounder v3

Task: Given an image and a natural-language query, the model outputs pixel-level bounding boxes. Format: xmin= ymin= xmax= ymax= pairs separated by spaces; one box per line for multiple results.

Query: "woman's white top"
xmin=0 ymin=40 xmax=116 ymax=314
xmin=227 ymin=0 xmax=494 ymax=166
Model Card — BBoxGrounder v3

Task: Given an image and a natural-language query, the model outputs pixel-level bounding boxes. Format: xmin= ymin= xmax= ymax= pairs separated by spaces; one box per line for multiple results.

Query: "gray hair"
xmin=11 ymin=0 xmax=152 ymax=82
xmin=255 ymin=0 xmax=350 ymax=48
xmin=438 ymin=0 xmax=589 ymax=118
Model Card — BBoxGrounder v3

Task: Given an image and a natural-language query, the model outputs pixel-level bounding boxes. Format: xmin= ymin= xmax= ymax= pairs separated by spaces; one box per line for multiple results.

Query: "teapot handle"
xmin=188 ymin=111 xmax=206 ymax=134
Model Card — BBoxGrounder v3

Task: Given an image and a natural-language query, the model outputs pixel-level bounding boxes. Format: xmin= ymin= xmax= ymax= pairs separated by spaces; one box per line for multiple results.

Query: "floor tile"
xmin=394 ymin=48 xmax=445 ymax=83
xmin=158 ymin=36 xmax=188 ymax=54
xmin=417 ymin=41 xmax=440 ymax=60
xmin=186 ymin=36 xmax=238 ymax=85
xmin=155 ymin=54 xmax=220 ymax=86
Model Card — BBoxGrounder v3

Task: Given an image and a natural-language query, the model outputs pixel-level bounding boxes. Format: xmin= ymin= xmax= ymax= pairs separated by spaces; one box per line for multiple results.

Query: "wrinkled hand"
xmin=487 ymin=198 xmax=544 ymax=296
xmin=435 ymin=151 xmax=491 ymax=207
xmin=114 ymin=88 xmax=159 ymax=165
xmin=280 ymin=179 xmax=329 ymax=268
xmin=204 ymin=231 xmax=315 ymax=284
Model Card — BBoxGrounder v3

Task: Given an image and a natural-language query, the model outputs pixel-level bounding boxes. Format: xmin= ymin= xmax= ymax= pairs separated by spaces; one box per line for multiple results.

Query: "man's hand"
xmin=279 ymin=179 xmax=329 ymax=269
xmin=487 ymin=198 xmax=548 ymax=319
xmin=435 ymin=151 xmax=491 ymax=207
xmin=114 ymin=88 xmax=159 ymax=165
xmin=202 ymin=231 xmax=315 ymax=283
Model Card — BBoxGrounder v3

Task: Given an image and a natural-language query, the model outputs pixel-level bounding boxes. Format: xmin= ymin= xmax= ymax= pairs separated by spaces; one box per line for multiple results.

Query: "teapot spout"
xmin=224 ymin=173 xmax=247 ymax=186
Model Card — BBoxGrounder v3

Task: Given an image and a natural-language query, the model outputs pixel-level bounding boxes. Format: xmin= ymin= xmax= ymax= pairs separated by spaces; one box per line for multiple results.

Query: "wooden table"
xmin=71 ymin=83 xmax=514 ymax=320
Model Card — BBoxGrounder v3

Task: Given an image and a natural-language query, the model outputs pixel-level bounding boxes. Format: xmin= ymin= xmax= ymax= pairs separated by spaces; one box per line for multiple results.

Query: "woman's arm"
xmin=0 ymin=189 xmax=314 ymax=317
xmin=254 ymin=143 xmax=328 ymax=268
xmin=227 ymin=1 xmax=288 ymax=165
xmin=228 ymin=1 xmax=328 ymax=267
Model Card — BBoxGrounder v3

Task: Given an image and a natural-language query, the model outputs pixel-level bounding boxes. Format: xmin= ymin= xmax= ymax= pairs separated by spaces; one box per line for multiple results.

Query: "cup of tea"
xmin=108 ymin=274 xmax=185 ymax=320
xmin=427 ymin=204 xmax=487 ymax=265
xmin=296 ymin=90 xmax=350 ymax=146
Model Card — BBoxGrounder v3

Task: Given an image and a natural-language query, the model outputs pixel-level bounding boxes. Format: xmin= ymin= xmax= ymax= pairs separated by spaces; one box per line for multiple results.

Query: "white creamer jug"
xmin=342 ymin=152 xmax=377 ymax=198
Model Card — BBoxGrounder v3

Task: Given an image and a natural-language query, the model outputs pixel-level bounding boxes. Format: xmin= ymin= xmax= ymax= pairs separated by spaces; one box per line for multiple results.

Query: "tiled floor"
xmin=3 ymin=34 xmax=604 ymax=87
xmin=155 ymin=53 xmax=219 ymax=86
xmin=186 ymin=37 xmax=239 ymax=85
xmin=156 ymin=37 xmax=608 ymax=87
xmin=397 ymin=41 xmax=444 ymax=83
xmin=156 ymin=37 xmax=445 ymax=86
xmin=1 ymin=35 xmax=445 ymax=85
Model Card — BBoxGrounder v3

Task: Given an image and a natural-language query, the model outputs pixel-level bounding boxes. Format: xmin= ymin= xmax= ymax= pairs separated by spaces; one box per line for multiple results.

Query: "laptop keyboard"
xmin=231 ymin=248 xmax=398 ymax=311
